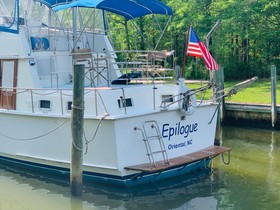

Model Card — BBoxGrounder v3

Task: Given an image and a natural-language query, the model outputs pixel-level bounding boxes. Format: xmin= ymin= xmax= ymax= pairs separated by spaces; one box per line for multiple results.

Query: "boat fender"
xmin=178 ymin=78 xmax=197 ymax=115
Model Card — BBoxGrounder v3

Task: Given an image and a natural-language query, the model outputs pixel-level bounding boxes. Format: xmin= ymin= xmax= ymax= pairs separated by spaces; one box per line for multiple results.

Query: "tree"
xmin=107 ymin=0 xmax=280 ymax=79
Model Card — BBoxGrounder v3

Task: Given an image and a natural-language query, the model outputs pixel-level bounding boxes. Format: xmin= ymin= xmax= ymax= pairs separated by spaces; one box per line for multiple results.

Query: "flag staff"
xmin=181 ymin=25 xmax=190 ymax=78
xmin=205 ymin=20 xmax=221 ymax=80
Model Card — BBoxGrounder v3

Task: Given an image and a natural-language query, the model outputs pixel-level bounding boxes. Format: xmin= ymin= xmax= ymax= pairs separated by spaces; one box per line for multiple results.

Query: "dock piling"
xmin=271 ymin=65 xmax=277 ymax=128
xmin=214 ymin=67 xmax=224 ymax=143
xmin=70 ymin=64 xmax=85 ymax=196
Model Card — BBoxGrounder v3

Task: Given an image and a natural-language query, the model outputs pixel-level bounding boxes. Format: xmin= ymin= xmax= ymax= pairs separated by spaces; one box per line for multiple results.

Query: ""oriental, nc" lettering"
xmin=162 ymin=122 xmax=198 ymax=141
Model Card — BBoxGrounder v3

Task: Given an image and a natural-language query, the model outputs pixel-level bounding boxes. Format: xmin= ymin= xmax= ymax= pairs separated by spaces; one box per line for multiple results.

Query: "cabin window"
xmin=39 ymin=100 xmax=51 ymax=110
xmin=118 ymin=98 xmax=133 ymax=108
xmin=161 ymin=95 xmax=174 ymax=103
xmin=67 ymin=101 xmax=72 ymax=111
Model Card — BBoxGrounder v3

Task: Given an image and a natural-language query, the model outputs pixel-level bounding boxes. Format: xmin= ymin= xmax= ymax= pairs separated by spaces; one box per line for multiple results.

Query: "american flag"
xmin=187 ymin=26 xmax=219 ymax=71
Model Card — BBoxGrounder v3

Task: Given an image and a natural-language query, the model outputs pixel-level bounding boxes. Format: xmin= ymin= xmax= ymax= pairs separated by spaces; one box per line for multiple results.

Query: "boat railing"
xmin=33 ymin=40 xmax=176 ymax=84
xmin=44 ymin=49 xmax=175 ymax=88
xmin=0 ymin=85 xmax=158 ymax=116
xmin=71 ymin=49 xmax=175 ymax=85
xmin=0 ymin=86 xmax=104 ymax=115
xmin=111 ymin=50 xmax=175 ymax=81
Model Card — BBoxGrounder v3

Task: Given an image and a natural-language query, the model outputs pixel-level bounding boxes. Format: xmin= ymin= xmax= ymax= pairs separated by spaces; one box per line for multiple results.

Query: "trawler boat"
xmin=0 ymin=0 xmax=230 ymax=186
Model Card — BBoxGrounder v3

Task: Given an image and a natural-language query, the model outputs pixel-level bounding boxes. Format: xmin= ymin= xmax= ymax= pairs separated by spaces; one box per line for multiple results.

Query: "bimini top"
xmin=48 ymin=0 xmax=173 ymax=20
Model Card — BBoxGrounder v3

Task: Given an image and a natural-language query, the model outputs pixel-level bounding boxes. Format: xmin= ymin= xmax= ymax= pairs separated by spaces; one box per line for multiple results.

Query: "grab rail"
xmin=0 ymin=87 xmax=111 ymax=116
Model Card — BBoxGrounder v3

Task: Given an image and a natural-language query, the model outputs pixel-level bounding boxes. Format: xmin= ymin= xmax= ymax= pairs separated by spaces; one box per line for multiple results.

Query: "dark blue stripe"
xmin=0 ymin=155 xmax=212 ymax=187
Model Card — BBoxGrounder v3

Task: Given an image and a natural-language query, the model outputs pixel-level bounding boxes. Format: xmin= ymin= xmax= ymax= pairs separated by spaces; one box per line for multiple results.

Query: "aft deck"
xmin=125 ymin=145 xmax=231 ymax=172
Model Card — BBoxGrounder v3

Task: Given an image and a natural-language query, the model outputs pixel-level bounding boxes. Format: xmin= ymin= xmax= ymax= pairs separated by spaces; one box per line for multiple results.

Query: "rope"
xmin=71 ymin=105 xmax=85 ymax=110
xmin=72 ymin=137 xmax=83 ymax=151
xmin=31 ymin=91 xmax=59 ymax=96
xmin=83 ymin=114 xmax=109 ymax=154
xmin=0 ymin=117 xmax=70 ymax=141
xmin=193 ymin=84 xmax=210 ymax=108
xmin=208 ymin=100 xmax=222 ymax=124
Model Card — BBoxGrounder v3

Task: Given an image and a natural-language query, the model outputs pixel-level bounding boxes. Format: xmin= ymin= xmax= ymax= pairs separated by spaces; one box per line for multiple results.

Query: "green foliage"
xmin=223 ymin=79 xmax=280 ymax=104
xmin=188 ymin=79 xmax=280 ymax=104
xmin=107 ymin=0 xmax=279 ymax=80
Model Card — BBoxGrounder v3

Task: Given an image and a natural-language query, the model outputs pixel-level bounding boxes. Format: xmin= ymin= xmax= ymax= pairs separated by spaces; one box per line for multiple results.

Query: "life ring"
xmin=178 ymin=78 xmax=197 ymax=115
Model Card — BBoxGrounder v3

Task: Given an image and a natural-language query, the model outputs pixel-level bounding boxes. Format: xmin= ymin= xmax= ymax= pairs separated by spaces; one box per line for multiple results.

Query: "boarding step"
xmin=125 ymin=145 xmax=231 ymax=173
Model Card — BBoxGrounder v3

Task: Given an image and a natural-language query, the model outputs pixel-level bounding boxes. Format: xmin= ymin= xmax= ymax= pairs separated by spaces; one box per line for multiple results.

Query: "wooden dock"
xmin=223 ymin=102 xmax=280 ymax=129
xmin=125 ymin=145 xmax=231 ymax=173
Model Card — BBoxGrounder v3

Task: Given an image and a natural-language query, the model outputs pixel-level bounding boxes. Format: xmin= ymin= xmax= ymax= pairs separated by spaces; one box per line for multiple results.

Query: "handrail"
xmin=0 ymin=86 xmax=113 ymax=116
xmin=0 ymin=84 xmax=153 ymax=116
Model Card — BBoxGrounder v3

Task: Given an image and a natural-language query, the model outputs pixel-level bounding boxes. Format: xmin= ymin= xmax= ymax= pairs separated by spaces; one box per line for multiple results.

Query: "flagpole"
xmin=181 ymin=25 xmax=190 ymax=78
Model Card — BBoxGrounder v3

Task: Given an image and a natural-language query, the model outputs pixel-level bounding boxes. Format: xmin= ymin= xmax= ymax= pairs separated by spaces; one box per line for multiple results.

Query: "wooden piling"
xmin=70 ymin=64 xmax=85 ymax=196
xmin=214 ymin=67 xmax=224 ymax=143
xmin=271 ymin=65 xmax=277 ymax=128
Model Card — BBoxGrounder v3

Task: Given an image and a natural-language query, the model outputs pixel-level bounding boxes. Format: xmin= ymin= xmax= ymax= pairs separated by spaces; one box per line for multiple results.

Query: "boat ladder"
xmin=134 ymin=120 xmax=169 ymax=168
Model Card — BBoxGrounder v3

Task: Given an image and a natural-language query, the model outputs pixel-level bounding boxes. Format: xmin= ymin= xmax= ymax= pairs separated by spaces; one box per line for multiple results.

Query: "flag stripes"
xmin=186 ymin=26 xmax=219 ymax=71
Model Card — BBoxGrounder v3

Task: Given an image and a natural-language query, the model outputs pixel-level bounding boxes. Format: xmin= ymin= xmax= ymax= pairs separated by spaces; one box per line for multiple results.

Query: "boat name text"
xmin=162 ymin=122 xmax=198 ymax=141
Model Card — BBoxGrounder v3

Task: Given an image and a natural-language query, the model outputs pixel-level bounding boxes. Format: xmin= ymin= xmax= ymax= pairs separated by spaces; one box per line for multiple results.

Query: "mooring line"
xmin=0 ymin=118 xmax=71 ymax=141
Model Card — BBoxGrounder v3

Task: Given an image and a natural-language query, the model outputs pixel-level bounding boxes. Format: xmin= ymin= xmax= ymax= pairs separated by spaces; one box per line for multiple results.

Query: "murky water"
xmin=0 ymin=126 xmax=280 ymax=210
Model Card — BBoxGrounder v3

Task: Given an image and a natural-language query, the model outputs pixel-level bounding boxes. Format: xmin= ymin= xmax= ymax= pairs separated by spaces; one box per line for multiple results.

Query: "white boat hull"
xmin=0 ymin=103 xmax=218 ymax=186
xmin=0 ymin=0 xmax=228 ymax=187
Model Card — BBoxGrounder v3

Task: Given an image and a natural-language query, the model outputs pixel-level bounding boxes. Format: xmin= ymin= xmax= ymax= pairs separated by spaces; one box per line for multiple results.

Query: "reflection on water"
xmin=0 ymin=126 xmax=280 ymax=210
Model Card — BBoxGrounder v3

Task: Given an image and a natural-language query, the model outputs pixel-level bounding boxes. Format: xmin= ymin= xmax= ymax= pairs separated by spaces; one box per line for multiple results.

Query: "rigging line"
xmin=13 ymin=89 xmax=29 ymax=94
xmin=208 ymin=100 xmax=222 ymax=124
xmin=95 ymin=90 xmax=109 ymax=114
xmin=194 ymin=87 xmax=208 ymax=108
xmin=0 ymin=117 xmax=71 ymax=141
xmin=31 ymin=91 xmax=59 ymax=96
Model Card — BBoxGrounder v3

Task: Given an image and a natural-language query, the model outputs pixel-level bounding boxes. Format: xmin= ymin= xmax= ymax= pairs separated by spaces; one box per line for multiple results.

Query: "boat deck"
xmin=125 ymin=145 xmax=231 ymax=172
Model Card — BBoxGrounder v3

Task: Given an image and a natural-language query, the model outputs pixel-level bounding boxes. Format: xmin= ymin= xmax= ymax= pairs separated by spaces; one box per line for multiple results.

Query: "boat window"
xmin=161 ymin=95 xmax=174 ymax=103
xmin=39 ymin=100 xmax=51 ymax=110
xmin=118 ymin=98 xmax=133 ymax=109
xmin=67 ymin=101 xmax=72 ymax=111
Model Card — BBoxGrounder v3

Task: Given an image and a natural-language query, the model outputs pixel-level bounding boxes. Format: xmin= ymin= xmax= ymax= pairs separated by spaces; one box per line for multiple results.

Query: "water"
xmin=0 ymin=126 xmax=280 ymax=210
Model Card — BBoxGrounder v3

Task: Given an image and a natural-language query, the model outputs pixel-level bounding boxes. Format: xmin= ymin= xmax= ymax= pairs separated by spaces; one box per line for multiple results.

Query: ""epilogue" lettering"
xmin=162 ymin=122 xmax=198 ymax=141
